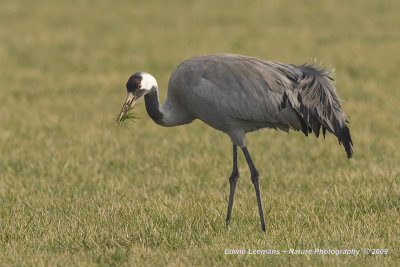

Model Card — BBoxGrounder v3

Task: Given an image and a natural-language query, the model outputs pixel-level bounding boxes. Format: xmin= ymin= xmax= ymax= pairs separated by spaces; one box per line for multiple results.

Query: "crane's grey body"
xmin=117 ymin=53 xmax=353 ymax=231
xmin=161 ymin=54 xmax=351 ymax=153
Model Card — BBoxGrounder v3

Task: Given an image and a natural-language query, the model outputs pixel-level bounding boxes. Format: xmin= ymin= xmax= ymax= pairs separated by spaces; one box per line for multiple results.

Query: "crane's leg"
xmin=226 ymin=145 xmax=239 ymax=226
xmin=241 ymin=146 xmax=266 ymax=232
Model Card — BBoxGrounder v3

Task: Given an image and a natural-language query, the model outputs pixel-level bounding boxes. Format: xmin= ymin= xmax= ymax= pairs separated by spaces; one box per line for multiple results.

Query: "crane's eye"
xmin=126 ymin=76 xmax=142 ymax=92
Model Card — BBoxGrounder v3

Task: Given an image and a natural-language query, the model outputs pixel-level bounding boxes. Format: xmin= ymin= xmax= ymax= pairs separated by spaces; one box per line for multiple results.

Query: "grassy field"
xmin=1 ymin=0 xmax=399 ymax=265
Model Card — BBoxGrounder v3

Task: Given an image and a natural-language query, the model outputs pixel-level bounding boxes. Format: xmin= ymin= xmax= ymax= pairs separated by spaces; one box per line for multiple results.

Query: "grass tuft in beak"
xmin=115 ymin=106 xmax=137 ymax=126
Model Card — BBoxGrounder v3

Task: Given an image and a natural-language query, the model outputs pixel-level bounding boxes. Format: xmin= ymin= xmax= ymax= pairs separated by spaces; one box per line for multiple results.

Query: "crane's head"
xmin=116 ymin=72 xmax=158 ymax=124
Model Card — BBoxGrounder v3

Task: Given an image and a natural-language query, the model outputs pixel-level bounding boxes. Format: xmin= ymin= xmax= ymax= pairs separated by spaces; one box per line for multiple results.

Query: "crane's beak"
xmin=116 ymin=91 xmax=137 ymax=124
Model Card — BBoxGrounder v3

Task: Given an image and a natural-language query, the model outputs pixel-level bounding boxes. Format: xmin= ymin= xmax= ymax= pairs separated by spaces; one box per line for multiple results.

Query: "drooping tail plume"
xmin=290 ymin=63 xmax=353 ymax=158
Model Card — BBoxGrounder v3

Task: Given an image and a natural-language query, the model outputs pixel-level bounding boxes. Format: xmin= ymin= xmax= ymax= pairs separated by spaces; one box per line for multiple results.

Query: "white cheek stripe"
xmin=141 ymin=73 xmax=158 ymax=91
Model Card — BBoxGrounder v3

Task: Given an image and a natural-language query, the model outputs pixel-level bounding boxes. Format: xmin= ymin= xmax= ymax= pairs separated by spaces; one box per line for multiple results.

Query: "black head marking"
xmin=126 ymin=72 xmax=143 ymax=92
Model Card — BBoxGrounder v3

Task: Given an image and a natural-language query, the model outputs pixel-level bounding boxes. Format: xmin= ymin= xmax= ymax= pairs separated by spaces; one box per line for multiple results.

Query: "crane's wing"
xmin=176 ymin=54 xmax=353 ymax=157
xmin=200 ymin=55 xmax=299 ymax=121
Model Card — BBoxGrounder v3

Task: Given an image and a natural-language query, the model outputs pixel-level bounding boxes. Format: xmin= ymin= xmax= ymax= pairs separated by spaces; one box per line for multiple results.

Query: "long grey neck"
xmin=144 ymin=89 xmax=164 ymax=125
